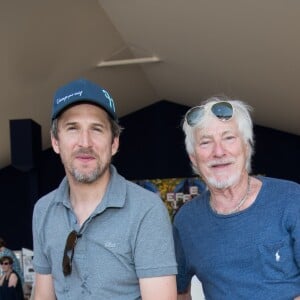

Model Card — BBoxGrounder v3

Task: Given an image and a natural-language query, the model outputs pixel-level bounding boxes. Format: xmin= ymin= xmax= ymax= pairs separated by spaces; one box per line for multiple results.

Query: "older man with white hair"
xmin=174 ymin=96 xmax=300 ymax=300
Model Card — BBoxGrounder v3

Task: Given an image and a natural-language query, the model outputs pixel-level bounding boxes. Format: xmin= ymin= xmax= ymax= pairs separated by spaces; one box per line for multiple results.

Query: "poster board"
xmin=134 ymin=177 xmax=206 ymax=220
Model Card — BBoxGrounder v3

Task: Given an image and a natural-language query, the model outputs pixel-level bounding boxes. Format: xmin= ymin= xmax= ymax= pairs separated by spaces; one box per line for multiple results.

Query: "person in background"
xmin=0 ymin=256 xmax=24 ymax=300
xmin=0 ymin=239 xmax=23 ymax=286
xmin=32 ymin=78 xmax=177 ymax=300
xmin=173 ymin=96 xmax=300 ymax=299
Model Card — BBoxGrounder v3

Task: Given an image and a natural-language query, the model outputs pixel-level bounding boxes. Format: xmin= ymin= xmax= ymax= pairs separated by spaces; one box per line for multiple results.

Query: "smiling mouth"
xmin=208 ymin=159 xmax=234 ymax=169
xmin=77 ymin=155 xmax=93 ymax=159
xmin=74 ymin=154 xmax=96 ymax=165
xmin=75 ymin=150 xmax=95 ymax=160
xmin=77 ymin=156 xmax=95 ymax=163
xmin=212 ymin=163 xmax=230 ymax=168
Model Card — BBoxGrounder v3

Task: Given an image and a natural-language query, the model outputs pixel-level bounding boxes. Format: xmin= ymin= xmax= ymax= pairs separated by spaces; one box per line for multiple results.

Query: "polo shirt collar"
xmin=53 ymin=165 xmax=127 ymax=211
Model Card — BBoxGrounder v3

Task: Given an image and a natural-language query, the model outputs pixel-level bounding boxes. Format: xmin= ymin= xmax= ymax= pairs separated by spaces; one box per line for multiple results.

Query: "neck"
xmin=68 ymin=167 xmax=111 ymax=203
xmin=210 ymin=175 xmax=251 ymax=215
xmin=69 ymin=174 xmax=110 ymax=226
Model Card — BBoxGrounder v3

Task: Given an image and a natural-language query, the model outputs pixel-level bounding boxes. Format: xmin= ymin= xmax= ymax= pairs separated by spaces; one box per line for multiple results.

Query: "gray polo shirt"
xmin=32 ymin=165 xmax=177 ymax=300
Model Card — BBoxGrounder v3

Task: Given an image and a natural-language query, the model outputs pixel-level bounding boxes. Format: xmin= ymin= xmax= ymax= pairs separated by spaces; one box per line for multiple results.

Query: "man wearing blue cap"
xmin=32 ymin=78 xmax=177 ymax=300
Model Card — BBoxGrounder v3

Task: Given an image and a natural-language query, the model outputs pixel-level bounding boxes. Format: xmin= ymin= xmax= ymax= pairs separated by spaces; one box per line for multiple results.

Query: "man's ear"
xmin=51 ymin=132 xmax=60 ymax=154
xmin=111 ymin=136 xmax=119 ymax=156
xmin=189 ymin=153 xmax=196 ymax=167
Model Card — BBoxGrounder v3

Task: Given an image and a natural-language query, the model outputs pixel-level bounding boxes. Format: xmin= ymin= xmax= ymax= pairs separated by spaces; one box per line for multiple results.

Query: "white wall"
xmin=191 ymin=276 xmax=205 ymax=300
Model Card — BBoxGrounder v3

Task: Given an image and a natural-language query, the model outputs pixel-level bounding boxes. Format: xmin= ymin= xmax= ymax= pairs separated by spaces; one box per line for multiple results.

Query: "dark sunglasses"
xmin=62 ymin=230 xmax=81 ymax=276
xmin=185 ymin=101 xmax=233 ymax=126
xmin=0 ymin=262 xmax=10 ymax=265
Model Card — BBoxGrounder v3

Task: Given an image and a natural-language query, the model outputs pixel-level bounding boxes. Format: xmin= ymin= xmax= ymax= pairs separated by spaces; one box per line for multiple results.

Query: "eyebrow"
xmin=221 ymin=130 xmax=236 ymax=136
xmin=199 ymin=129 xmax=235 ymax=139
xmin=63 ymin=121 xmax=106 ymax=128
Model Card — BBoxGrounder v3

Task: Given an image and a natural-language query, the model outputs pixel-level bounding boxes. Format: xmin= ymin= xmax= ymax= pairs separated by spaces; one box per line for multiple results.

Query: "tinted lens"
xmin=211 ymin=102 xmax=233 ymax=120
xmin=185 ymin=106 xmax=205 ymax=126
xmin=0 ymin=262 xmax=9 ymax=265
xmin=62 ymin=230 xmax=78 ymax=276
xmin=65 ymin=231 xmax=78 ymax=250
xmin=62 ymin=256 xmax=71 ymax=276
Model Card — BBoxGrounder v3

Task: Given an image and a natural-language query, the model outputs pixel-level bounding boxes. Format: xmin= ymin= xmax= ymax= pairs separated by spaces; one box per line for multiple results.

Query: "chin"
xmin=207 ymin=173 xmax=240 ymax=189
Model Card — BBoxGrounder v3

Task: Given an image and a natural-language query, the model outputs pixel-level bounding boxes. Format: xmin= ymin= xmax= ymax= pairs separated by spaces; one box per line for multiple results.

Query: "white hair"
xmin=183 ymin=96 xmax=254 ymax=174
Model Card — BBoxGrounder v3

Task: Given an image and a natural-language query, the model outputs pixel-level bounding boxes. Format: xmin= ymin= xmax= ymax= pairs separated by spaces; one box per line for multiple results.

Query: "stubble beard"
xmin=70 ymin=159 xmax=111 ymax=184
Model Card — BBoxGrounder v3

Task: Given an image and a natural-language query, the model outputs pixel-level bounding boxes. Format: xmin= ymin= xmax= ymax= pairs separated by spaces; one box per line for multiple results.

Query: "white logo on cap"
xmin=103 ymin=89 xmax=115 ymax=112
xmin=56 ymin=91 xmax=83 ymax=104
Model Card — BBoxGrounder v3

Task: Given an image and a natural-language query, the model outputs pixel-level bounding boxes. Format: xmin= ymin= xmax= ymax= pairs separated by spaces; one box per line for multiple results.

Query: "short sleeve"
xmin=133 ymin=200 xmax=177 ymax=278
xmin=32 ymin=203 xmax=52 ymax=274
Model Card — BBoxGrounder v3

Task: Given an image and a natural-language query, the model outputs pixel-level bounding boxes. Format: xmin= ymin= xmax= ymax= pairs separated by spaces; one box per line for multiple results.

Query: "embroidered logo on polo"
xmin=104 ymin=241 xmax=116 ymax=248
xmin=275 ymin=250 xmax=281 ymax=262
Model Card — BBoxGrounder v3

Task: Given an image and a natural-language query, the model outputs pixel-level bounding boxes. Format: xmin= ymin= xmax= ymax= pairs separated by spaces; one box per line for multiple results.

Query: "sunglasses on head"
xmin=62 ymin=230 xmax=81 ymax=276
xmin=185 ymin=101 xmax=233 ymax=127
xmin=0 ymin=262 xmax=10 ymax=265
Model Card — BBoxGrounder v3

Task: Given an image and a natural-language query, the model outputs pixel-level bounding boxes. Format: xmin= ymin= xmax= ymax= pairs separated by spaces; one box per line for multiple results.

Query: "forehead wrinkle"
xmin=197 ymin=128 xmax=235 ymax=139
xmin=62 ymin=119 xmax=106 ymax=128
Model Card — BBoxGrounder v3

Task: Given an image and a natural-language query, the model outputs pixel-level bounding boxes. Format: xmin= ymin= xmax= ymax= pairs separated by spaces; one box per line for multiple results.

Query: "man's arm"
xmin=34 ymin=273 xmax=56 ymax=300
xmin=139 ymin=275 xmax=177 ymax=300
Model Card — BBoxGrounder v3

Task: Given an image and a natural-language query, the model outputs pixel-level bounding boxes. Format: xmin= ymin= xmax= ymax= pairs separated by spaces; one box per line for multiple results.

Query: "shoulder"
xmin=9 ymin=272 xmax=18 ymax=279
xmin=110 ymin=166 xmax=164 ymax=208
xmin=260 ymin=175 xmax=299 ymax=186
xmin=259 ymin=176 xmax=300 ymax=197
xmin=126 ymin=180 xmax=162 ymax=203
xmin=33 ymin=177 xmax=68 ymax=212
xmin=113 ymin=168 xmax=164 ymax=206
xmin=33 ymin=189 xmax=59 ymax=225
xmin=34 ymin=189 xmax=57 ymax=208
xmin=109 ymin=169 xmax=170 ymax=219
xmin=125 ymin=180 xmax=170 ymax=219
xmin=258 ymin=177 xmax=300 ymax=220
xmin=32 ymin=179 xmax=68 ymax=232
xmin=8 ymin=272 xmax=18 ymax=285
xmin=256 ymin=175 xmax=300 ymax=186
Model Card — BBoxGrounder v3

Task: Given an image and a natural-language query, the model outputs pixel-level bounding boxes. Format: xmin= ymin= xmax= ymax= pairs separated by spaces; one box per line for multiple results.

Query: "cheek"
xmin=191 ymin=154 xmax=210 ymax=173
xmin=194 ymin=147 xmax=211 ymax=163
xmin=237 ymin=143 xmax=248 ymax=158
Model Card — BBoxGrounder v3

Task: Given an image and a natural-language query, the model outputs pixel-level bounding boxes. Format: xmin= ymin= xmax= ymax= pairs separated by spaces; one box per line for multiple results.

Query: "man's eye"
xmin=66 ymin=126 xmax=77 ymax=131
xmin=92 ymin=127 xmax=103 ymax=132
xmin=225 ymin=135 xmax=235 ymax=140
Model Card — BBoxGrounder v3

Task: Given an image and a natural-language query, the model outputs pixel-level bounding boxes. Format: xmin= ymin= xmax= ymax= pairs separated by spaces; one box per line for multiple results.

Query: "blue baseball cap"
xmin=52 ymin=78 xmax=117 ymax=121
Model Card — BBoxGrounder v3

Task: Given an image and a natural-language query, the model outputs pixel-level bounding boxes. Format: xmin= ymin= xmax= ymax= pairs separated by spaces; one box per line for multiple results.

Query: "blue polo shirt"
xmin=33 ymin=166 xmax=177 ymax=300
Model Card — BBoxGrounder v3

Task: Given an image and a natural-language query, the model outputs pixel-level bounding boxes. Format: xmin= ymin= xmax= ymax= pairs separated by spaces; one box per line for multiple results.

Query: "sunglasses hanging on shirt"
xmin=62 ymin=230 xmax=81 ymax=276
